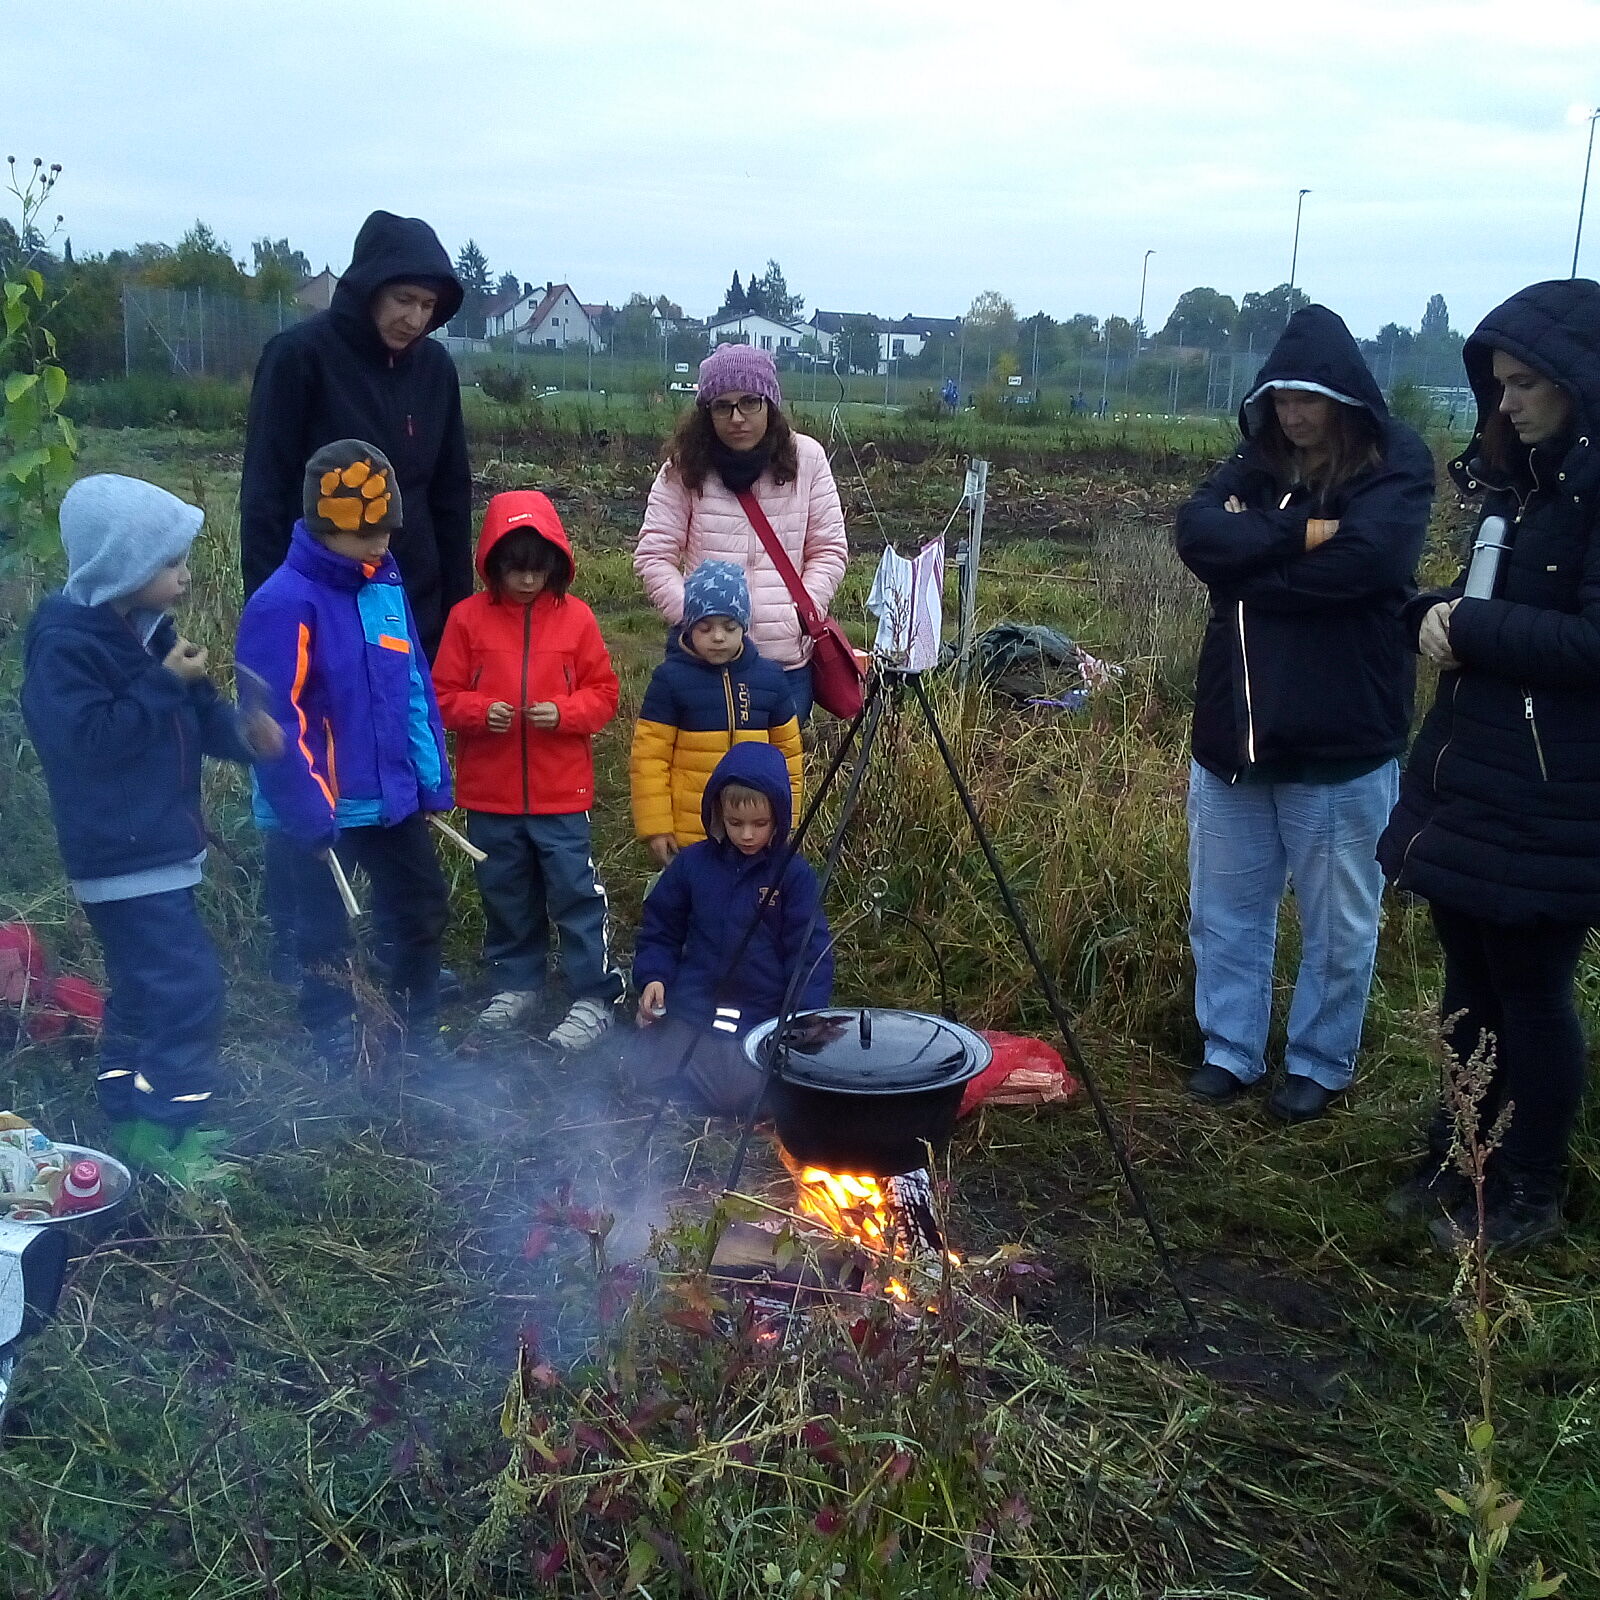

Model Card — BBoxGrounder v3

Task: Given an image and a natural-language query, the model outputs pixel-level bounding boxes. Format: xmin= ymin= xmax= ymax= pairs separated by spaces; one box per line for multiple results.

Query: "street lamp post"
xmin=1135 ymin=249 xmax=1155 ymax=363
xmin=1574 ymin=109 xmax=1599 ymax=278
xmin=1288 ymin=188 xmax=1311 ymax=298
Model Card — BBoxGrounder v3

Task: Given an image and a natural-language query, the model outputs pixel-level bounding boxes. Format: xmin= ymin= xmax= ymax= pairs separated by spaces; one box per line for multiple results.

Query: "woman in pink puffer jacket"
xmin=634 ymin=344 xmax=848 ymax=720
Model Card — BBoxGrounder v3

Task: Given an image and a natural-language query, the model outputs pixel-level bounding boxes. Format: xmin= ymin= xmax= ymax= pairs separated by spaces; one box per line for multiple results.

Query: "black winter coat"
xmin=1378 ymin=278 xmax=1600 ymax=925
xmin=1175 ymin=306 xmax=1434 ymax=779
xmin=239 ymin=211 xmax=472 ymax=656
xmin=21 ymin=597 xmax=254 ymax=881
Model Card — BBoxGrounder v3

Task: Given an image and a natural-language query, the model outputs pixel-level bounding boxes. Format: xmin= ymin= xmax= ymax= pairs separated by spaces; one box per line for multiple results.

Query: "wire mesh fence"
xmin=120 ymin=286 xmax=309 ymax=378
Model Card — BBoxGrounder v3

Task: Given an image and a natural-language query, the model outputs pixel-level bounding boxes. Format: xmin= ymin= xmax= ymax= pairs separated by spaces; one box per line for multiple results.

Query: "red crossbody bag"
xmin=734 ymin=490 xmax=865 ymax=720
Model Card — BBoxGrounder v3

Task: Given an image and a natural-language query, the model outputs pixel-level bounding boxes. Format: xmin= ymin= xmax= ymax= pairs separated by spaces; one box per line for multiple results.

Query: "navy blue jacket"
xmin=1175 ymin=305 xmax=1434 ymax=778
xmin=1379 ymin=278 xmax=1600 ymax=923
xmin=239 ymin=211 xmax=471 ymax=656
xmin=632 ymin=742 xmax=833 ymax=1032
xmin=21 ymin=596 xmax=254 ymax=880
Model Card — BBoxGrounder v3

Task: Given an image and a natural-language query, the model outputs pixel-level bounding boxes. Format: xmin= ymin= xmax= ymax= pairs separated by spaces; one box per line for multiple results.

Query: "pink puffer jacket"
xmin=634 ymin=432 xmax=849 ymax=669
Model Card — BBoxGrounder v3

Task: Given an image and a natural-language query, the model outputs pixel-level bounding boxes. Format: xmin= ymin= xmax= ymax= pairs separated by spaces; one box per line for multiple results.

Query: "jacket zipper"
xmin=174 ymin=713 xmax=202 ymax=848
xmin=1234 ymin=601 xmax=1257 ymax=771
xmin=722 ymin=668 xmax=736 ymax=747
xmin=1524 ymin=692 xmax=1550 ymax=780
xmin=520 ymin=605 xmax=532 ymax=813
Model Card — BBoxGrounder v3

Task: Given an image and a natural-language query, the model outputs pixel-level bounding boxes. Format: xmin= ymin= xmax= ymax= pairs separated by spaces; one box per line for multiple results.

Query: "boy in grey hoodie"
xmin=21 ymin=475 xmax=280 ymax=1180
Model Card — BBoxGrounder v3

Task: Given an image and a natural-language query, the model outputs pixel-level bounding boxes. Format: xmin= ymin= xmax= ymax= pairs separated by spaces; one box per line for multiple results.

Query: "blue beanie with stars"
xmin=681 ymin=559 xmax=751 ymax=631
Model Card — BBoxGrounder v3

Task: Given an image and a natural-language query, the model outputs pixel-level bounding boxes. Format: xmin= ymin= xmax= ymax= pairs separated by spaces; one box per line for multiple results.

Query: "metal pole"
xmin=955 ymin=458 xmax=988 ymax=686
xmin=1135 ymin=249 xmax=1154 ymax=363
xmin=1574 ymin=110 xmax=1599 ymax=278
xmin=1288 ymin=188 xmax=1311 ymax=299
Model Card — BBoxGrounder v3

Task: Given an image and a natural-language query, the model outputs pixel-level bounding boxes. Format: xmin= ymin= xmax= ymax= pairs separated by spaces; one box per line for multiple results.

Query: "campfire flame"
xmin=781 ymin=1153 xmax=958 ymax=1303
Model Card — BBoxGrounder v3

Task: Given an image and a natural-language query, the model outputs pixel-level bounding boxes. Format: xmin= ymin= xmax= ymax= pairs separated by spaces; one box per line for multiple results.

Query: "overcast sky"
xmin=10 ymin=0 xmax=1600 ymax=340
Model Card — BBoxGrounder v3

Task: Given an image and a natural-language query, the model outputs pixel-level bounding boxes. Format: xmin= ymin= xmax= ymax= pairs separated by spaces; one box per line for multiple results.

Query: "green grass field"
xmin=0 ymin=421 xmax=1594 ymax=1598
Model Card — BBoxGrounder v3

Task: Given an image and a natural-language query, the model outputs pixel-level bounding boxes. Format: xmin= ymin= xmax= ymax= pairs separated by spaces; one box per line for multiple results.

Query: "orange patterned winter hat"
xmin=302 ymin=439 xmax=403 ymax=539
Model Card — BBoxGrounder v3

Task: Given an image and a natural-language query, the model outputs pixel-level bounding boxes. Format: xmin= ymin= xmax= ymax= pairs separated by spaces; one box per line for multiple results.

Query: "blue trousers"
xmin=277 ymin=814 xmax=448 ymax=1033
xmin=1186 ymin=759 xmax=1398 ymax=1090
xmin=82 ymin=888 xmax=224 ymax=1127
xmin=784 ymin=663 xmax=814 ymax=725
xmin=464 ymin=811 xmax=622 ymax=1000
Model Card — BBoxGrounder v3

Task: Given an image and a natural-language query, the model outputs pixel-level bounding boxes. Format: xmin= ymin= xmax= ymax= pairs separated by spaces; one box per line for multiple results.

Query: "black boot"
xmin=1428 ymin=1169 xmax=1564 ymax=1256
xmin=1383 ymin=1150 xmax=1471 ymax=1222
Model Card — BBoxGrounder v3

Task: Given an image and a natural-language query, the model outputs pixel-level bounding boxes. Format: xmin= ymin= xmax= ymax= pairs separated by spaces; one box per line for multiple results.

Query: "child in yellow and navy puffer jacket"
xmin=631 ymin=560 xmax=802 ymax=864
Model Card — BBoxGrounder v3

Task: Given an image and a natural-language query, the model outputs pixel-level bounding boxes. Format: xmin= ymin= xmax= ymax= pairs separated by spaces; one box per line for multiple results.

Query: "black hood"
xmin=1239 ymin=304 xmax=1387 ymax=437
xmin=1457 ymin=278 xmax=1600 ymax=462
xmin=330 ymin=211 xmax=464 ymax=353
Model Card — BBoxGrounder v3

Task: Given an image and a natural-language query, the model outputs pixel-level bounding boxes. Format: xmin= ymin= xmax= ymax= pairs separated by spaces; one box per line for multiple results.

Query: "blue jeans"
xmin=783 ymin=663 xmax=813 ymax=725
xmin=1186 ymin=759 xmax=1398 ymax=1090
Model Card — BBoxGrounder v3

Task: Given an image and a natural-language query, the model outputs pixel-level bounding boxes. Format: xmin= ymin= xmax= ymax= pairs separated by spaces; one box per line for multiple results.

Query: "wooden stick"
xmin=429 ymin=814 xmax=488 ymax=862
xmin=327 ymin=851 xmax=361 ymax=918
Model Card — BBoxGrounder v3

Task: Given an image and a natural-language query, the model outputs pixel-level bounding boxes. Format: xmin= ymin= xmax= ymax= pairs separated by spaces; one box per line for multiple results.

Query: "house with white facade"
xmin=517 ymin=284 xmax=604 ymax=350
xmin=807 ymin=311 xmax=963 ymax=372
xmin=703 ymin=310 xmax=809 ymax=355
xmin=482 ymin=285 xmax=532 ymax=339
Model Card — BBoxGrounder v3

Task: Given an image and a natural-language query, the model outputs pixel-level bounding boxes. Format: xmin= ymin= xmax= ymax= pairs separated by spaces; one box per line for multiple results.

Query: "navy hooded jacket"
xmin=1378 ymin=278 xmax=1600 ymax=923
xmin=239 ymin=211 xmax=472 ymax=656
xmin=21 ymin=598 xmax=255 ymax=881
xmin=1174 ymin=305 xmax=1434 ymax=779
xmin=632 ymin=742 xmax=833 ymax=1033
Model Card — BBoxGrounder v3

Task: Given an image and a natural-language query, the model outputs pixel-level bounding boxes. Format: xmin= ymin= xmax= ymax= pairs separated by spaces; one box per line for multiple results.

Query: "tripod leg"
xmin=906 ymin=675 xmax=1200 ymax=1333
xmin=722 ymin=681 xmax=895 ymax=1200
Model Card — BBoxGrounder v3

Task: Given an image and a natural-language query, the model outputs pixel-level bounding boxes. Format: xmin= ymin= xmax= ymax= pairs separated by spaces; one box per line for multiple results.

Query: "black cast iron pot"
xmin=743 ymin=1008 xmax=992 ymax=1177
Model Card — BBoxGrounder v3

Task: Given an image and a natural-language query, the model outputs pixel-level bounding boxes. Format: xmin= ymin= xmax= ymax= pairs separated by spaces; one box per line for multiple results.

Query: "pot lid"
xmin=744 ymin=1008 xmax=992 ymax=1095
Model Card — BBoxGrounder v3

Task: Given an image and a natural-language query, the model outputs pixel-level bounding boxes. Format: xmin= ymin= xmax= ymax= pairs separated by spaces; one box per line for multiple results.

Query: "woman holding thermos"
xmin=1379 ymin=278 xmax=1600 ymax=1253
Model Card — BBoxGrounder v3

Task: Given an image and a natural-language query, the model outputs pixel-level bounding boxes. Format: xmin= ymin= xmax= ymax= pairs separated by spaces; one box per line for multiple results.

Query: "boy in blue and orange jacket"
xmin=237 ymin=439 xmax=453 ymax=1064
xmin=632 ymin=742 xmax=832 ymax=1114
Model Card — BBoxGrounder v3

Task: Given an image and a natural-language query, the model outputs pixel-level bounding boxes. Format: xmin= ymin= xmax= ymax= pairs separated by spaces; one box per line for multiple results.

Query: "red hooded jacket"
xmin=432 ymin=492 xmax=619 ymax=815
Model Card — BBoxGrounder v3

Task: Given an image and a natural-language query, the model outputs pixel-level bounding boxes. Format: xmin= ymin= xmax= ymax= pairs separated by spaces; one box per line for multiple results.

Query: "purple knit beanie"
xmin=697 ymin=343 xmax=782 ymax=408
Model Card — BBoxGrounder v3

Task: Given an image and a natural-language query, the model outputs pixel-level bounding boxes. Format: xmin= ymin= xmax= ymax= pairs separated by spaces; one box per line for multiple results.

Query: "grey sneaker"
xmin=548 ymin=997 xmax=614 ymax=1052
xmin=478 ymin=990 xmax=540 ymax=1032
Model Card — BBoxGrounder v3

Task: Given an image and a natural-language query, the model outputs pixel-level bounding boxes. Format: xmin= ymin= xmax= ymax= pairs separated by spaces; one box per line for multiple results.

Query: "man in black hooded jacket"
xmin=240 ymin=210 xmax=472 ymax=659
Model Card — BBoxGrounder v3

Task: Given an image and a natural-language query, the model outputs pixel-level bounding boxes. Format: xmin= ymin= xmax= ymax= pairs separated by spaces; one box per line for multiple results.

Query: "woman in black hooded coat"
xmin=1174 ymin=307 xmax=1433 ymax=1124
xmin=1378 ymin=278 xmax=1600 ymax=1252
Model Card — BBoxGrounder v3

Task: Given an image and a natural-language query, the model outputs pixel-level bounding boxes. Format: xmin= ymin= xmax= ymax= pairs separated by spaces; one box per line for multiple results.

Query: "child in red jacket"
xmin=433 ymin=492 xmax=623 ymax=1048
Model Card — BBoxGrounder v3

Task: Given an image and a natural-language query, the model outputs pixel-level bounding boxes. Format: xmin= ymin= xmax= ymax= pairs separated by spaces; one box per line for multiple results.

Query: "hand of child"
xmin=525 ymin=702 xmax=560 ymax=730
xmin=647 ymin=834 xmax=678 ymax=866
xmin=636 ymin=982 xmax=666 ymax=1027
xmin=1223 ymin=495 xmax=1245 ymax=514
xmin=240 ymin=710 xmax=285 ymax=761
xmin=1305 ymin=518 xmax=1340 ymax=551
xmin=486 ymin=701 xmax=515 ymax=732
xmin=164 ymin=637 xmax=209 ymax=683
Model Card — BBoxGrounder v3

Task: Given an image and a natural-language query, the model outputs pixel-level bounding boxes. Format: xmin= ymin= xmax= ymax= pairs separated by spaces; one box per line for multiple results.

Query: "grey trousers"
xmin=464 ymin=811 xmax=623 ymax=1001
xmin=629 ymin=1017 xmax=768 ymax=1118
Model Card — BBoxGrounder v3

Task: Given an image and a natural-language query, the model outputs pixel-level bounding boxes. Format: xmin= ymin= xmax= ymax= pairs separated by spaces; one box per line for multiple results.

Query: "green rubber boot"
xmin=111 ymin=1119 xmax=239 ymax=1188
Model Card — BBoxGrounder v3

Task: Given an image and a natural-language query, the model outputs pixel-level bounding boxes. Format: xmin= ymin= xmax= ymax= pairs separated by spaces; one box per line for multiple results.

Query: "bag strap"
xmin=735 ymin=489 xmax=824 ymax=638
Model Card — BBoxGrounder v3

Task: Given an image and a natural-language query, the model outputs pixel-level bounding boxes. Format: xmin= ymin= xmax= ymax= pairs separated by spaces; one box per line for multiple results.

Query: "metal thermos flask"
xmin=1463 ymin=516 xmax=1510 ymax=599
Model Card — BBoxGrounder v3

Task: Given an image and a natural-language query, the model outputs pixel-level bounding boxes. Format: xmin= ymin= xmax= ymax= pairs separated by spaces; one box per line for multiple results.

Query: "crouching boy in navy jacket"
xmin=237 ymin=440 xmax=452 ymax=1065
xmin=631 ymin=742 xmax=832 ymax=1114
xmin=21 ymin=475 xmax=281 ymax=1178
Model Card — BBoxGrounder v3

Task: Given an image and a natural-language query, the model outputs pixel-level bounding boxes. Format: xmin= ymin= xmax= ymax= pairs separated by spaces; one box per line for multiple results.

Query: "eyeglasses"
xmin=708 ymin=395 xmax=768 ymax=420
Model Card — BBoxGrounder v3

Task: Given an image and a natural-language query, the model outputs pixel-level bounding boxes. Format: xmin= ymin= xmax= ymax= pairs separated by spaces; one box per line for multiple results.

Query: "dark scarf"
xmin=711 ymin=435 xmax=773 ymax=493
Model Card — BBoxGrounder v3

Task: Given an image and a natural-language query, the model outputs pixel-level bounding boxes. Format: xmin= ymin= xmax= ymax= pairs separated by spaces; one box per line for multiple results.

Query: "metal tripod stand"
xmin=714 ymin=667 xmax=1200 ymax=1331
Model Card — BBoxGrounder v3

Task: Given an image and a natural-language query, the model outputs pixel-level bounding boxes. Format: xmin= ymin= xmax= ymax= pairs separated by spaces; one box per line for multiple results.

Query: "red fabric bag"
xmin=959 ymin=1031 xmax=1081 ymax=1117
xmin=734 ymin=490 xmax=865 ymax=720
xmin=0 ymin=921 xmax=104 ymax=1041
